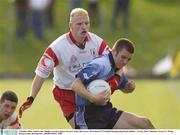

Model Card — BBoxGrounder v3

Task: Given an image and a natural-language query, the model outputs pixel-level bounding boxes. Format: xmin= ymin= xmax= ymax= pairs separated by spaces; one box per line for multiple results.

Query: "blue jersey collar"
xmin=108 ymin=52 xmax=116 ymax=69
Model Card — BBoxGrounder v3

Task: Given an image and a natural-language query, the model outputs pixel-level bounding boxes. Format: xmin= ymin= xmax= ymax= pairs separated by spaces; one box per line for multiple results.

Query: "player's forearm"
xmin=30 ymin=75 xmax=45 ymax=98
xmin=71 ymin=78 xmax=94 ymax=102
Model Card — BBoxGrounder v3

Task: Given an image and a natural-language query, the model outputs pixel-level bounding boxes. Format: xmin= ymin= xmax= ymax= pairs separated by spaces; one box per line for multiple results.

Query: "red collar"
xmin=68 ymin=32 xmax=89 ymax=49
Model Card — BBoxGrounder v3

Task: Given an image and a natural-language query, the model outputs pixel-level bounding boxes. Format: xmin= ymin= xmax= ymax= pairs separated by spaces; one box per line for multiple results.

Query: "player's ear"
xmin=112 ymin=48 xmax=117 ymax=56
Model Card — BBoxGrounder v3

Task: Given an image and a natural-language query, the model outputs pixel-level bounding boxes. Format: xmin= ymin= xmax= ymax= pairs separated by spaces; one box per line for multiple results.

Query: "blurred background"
xmin=0 ymin=0 xmax=180 ymax=129
xmin=0 ymin=0 xmax=180 ymax=78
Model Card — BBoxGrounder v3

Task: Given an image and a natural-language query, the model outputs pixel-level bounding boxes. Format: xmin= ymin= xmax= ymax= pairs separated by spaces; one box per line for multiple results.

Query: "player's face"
xmin=114 ymin=48 xmax=133 ymax=69
xmin=0 ymin=100 xmax=17 ymax=120
xmin=69 ymin=14 xmax=90 ymax=42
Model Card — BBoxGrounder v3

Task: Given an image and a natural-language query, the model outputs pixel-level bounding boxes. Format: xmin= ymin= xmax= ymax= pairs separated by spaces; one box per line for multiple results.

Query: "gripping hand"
xmin=19 ymin=96 xmax=34 ymax=118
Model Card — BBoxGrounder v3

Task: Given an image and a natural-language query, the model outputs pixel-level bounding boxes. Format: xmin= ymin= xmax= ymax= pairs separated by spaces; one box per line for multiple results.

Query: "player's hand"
xmin=91 ymin=90 xmax=111 ymax=105
xmin=19 ymin=96 xmax=34 ymax=118
xmin=123 ymin=81 xmax=136 ymax=93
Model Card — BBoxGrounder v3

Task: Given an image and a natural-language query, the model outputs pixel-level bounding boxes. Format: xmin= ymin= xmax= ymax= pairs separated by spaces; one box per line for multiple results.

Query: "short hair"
xmin=112 ymin=38 xmax=134 ymax=54
xmin=69 ymin=8 xmax=89 ymax=23
xmin=0 ymin=90 xmax=18 ymax=103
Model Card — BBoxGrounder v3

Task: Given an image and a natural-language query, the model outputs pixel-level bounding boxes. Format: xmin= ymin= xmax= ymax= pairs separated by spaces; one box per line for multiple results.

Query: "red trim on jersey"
xmin=106 ymin=75 xmax=120 ymax=94
xmin=53 ymin=86 xmax=76 ymax=116
xmin=9 ymin=116 xmax=19 ymax=126
xmin=98 ymin=41 xmax=109 ymax=55
xmin=69 ymin=32 xmax=76 ymax=45
xmin=45 ymin=47 xmax=59 ymax=67
xmin=68 ymin=32 xmax=89 ymax=49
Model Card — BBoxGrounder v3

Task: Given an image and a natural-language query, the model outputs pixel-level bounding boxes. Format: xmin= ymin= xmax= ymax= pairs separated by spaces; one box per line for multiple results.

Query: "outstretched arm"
xmin=19 ymin=75 xmax=45 ymax=118
xmin=30 ymin=75 xmax=45 ymax=98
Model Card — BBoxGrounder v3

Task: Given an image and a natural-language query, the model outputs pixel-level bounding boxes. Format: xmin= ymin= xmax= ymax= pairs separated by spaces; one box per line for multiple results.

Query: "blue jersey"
xmin=75 ymin=52 xmax=116 ymax=106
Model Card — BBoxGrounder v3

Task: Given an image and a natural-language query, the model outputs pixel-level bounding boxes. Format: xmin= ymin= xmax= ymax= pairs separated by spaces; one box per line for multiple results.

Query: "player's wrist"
xmin=27 ymin=96 xmax=34 ymax=103
xmin=88 ymin=94 xmax=96 ymax=104
xmin=118 ymin=73 xmax=128 ymax=89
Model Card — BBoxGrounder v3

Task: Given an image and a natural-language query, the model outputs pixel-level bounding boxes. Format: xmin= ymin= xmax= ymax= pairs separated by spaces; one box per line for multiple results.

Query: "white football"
xmin=87 ymin=80 xmax=111 ymax=95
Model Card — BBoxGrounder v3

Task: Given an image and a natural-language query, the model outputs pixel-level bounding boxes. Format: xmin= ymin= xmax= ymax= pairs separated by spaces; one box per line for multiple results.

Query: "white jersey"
xmin=35 ymin=32 xmax=110 ymax=89
xmin=0 ymin=112 xmax=20 ymax=129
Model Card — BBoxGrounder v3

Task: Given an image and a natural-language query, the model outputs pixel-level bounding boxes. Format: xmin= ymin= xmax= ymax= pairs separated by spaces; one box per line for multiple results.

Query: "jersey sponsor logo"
xmin=83 ymin=73 xmax=92 ymax=79
xmin=69 ymin=62 xmax=88 ymax=73
xmin=83 ymin=71 xmax=97 ymax=80
xmin=70 ymin=55 xmax=77 ymax=63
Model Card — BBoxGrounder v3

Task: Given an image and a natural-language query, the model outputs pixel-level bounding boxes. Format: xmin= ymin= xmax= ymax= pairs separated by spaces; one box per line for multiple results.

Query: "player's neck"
xmin=71 ymin=33 xmax=84 ymax=44
xmin=72 ymin=34 xmax=85 ymax=48
xmin=75 ymin=37 xmax=84 ymax=45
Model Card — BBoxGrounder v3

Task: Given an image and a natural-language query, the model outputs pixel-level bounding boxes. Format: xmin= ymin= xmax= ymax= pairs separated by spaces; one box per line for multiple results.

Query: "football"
xmin=87 ymin=80 xmax=111 ymax=95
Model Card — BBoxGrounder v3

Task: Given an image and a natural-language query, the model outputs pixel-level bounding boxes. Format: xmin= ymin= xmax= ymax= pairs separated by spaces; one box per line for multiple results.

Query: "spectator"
xmin=87 ymin=0 xmax=101 ymax=28
xmin=15 ymin=0 xmax=28 ymax=39
xmin=111 ymin=0 xmax=130 ymax=31
xmin=28 ymin=0 xmax=51 ymax=40
xmin=69 ymin=0 xmax=82 ymax=10
xmin=46 ymin=0 xmax=55 ymax=29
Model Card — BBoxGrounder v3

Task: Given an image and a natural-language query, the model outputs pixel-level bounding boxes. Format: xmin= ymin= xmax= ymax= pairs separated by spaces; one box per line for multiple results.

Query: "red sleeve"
xmin=98 ymin=41 xmax=110 ymax=55
xmin=44 ymin=47 xmax=59 ymax=67
xmin=9 ymin=116 xmax=19 ymax=126
xmin=106 ymin=75 xmax=120 ymax=94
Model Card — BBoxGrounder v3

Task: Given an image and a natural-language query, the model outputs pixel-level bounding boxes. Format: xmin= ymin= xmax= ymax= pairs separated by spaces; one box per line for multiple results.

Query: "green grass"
xmin=0 ymin=79 xmax=71 ymax=129
xmin=1 ymin=79 xmax=180 ymax=129
xmin=0 ymin=0 xmax=180 ymax=75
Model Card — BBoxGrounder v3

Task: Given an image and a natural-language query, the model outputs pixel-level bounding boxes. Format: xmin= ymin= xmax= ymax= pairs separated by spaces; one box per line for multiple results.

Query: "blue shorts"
xmin=75 ymin=102 xmax=123 ymax=129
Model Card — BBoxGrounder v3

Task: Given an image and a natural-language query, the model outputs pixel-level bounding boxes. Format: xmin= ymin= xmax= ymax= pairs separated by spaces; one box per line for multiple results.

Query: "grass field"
xmin=1 ymin=79 xmax=180 ymax=129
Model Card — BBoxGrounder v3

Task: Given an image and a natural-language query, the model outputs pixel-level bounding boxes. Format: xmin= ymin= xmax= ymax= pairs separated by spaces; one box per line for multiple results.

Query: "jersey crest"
xmin=90 ymin=48 xmax=97 ymax=57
